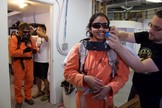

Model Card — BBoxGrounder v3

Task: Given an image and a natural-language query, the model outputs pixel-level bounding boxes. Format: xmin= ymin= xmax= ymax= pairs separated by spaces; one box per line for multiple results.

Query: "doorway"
xmin=8 ymin=0 xmax=54 ymax=107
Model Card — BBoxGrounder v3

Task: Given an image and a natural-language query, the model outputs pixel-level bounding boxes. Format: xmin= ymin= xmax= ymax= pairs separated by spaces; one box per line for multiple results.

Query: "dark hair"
xmin=155 ymin=10 xmax=162 ymax=18
xmin=86 ymin=13 xmax=110 ymax=37
xmin=18 ymin=22 xmax=30 ymax=31
xmin=38 ymin=24 xmax=47 ymax=32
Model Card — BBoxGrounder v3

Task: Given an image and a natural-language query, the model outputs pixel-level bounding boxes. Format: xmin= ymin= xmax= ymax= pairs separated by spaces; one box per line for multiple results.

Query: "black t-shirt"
xmin=135 ymin=31 xmax=162 ymax=71
xmin=133 ymin=31 xmax=162 ymax=108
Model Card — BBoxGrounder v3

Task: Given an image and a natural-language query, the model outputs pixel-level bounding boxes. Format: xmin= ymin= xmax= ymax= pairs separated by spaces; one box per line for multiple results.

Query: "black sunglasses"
xmin=92 ymin=23 xmax=109 ymax=29
xmin=148 ymin=22 xmax=162 ymax=31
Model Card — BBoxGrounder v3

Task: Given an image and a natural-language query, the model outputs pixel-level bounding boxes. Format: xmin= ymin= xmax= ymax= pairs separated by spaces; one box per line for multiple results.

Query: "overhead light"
xmin=146 ymin=0 xmax=162 ymax=3
xmin=121 ymin=5 xmax=133 ymax=11
xmin=10 ymin=0 xmax=29 ymax=8
xmin=19 ymin=2 xmax=28 ymax=8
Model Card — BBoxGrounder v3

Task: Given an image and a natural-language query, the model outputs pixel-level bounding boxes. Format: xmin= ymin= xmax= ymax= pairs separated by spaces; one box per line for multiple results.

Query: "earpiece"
xmin=105 ymin=32 xmax=110 ymax=37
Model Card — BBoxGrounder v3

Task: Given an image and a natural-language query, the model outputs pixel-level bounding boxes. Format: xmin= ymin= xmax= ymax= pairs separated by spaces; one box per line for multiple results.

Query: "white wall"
xmin=0 ymin=0 xmax=11 ymax=108
xmin=51 ymin=0 xmax=92 ymax=104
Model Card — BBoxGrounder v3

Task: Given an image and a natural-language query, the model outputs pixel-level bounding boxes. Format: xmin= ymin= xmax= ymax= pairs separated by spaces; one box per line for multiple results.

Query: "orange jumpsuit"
xmin=64 ymin=41 xmax=130 ymax=108
xmin=9 ymin=35 xmax=37 ymax=103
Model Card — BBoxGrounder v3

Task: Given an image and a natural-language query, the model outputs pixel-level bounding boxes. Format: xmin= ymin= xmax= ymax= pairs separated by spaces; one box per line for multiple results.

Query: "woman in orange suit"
xmin=64 ymin=13 xmax=130 ymax=108
xmin=9 ymin=22 xmax=37 ymax=108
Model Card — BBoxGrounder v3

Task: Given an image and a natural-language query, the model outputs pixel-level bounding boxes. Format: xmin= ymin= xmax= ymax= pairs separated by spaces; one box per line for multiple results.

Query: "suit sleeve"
xmin=108 ymin=56 xmax=130 ymax=95
xmin=9 ymin=36 xmax=37 ymax=57
xmin=9 ymin=36 xmax=24 ymax=57
xmin=64 ymin=43 xmax=85 ymax=87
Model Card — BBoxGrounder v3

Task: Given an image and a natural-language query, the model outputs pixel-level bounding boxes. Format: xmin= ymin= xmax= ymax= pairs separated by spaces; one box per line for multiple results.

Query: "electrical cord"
xmin=55 ymin=0 xmax=69 ymax=56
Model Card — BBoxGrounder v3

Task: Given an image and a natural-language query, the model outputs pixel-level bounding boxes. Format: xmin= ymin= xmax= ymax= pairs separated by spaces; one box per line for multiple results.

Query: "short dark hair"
xmin=38 ymin=24 xmax=46 ymax=32
xmin=18 ymin=22 xmax=30 ymax=31
xmin=155 ymin=10 xmax=162 ymax=18
xmin=86 ymin=13 xmax=110 ymax=36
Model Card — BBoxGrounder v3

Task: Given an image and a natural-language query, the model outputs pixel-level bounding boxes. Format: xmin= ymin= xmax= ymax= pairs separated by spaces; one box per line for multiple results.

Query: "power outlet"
xmin=62 ymin=43 xmax=68 ymax=50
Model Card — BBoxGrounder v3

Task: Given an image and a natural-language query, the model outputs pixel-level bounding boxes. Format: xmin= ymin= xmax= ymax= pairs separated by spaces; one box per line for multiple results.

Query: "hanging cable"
xmin=55 ymin=0 xmax=69 ymax=56
xmin=32 ymin=15 xmax=37 ymax=29
xmin=33 ymin=15 xmax=36 ymax=24
xmin=63 ymin=0 xmax=68 ymax=43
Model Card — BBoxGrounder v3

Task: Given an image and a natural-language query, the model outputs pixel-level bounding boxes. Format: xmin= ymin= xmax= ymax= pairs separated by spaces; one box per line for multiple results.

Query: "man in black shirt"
xmin=107 ymin=10 xmax=162 ymax=108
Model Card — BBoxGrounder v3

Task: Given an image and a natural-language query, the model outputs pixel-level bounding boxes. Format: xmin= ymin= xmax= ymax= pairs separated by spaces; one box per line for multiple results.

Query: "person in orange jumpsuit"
xmin=9 ymin=22 xmax=37 ymax=108
xmin=64 ymin=13 xmax=130 ymax=108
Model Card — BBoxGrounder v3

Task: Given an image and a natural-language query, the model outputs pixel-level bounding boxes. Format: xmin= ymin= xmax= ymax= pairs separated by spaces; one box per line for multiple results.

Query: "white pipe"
xmin=146 ymin=0 xmax=162 ymax=3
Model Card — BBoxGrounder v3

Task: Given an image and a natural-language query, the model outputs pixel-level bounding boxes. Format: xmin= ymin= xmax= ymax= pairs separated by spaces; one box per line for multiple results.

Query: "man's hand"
xmin=106 ymin=33 xmax=122 ymax=51
xmin=110 ymin=26 xmax=119 ymax=37
xmin=30 ymin=26 xmax=37 ymax=35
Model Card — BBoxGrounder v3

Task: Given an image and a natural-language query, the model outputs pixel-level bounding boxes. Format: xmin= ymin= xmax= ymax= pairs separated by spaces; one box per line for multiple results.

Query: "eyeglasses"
xmin=92 ymin=23 xmax=109 ymax=29
xmin=148 ymin=22 xmax=162 ymax=31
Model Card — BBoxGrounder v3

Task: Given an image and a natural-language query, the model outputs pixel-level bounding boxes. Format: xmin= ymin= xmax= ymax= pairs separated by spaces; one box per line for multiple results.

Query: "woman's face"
xmin=90 ymin=16 xmax=109 ymax=42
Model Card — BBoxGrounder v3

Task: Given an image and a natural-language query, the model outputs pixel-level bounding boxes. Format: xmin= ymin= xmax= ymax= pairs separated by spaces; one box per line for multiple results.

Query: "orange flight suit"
xmin=64 ymin=41 xmax=130 ymax=108
xmin=9 ymin=35 xmax=37 ymax=103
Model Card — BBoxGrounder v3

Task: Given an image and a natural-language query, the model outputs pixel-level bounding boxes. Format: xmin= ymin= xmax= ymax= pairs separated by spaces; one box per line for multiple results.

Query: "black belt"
xmin=12 ymin=57 xmax=32 ymax=60
xmin=12 ymin=57 xmax=32 ymax=70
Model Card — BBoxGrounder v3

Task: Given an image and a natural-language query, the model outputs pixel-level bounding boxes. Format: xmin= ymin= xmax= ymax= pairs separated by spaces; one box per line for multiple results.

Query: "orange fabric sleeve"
xmin=108 ymin=55 xmax=130 ymax=95
xmin=64 ymin=43 xmax=85 ymax=87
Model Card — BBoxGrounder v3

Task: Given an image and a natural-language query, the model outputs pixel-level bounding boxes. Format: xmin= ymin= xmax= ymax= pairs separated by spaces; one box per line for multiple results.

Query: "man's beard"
xmin=149 ymin=34 xmax=161 ymax=43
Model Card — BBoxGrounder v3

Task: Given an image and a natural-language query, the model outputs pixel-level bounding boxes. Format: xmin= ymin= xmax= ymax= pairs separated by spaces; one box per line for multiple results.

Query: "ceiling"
xmin=8 ymin=0 xmax=50 ymax=18
xmin=8 ymin=0 xmax=162 ymax=18
xmin=107 ymin=0 xmax=162 ymax=12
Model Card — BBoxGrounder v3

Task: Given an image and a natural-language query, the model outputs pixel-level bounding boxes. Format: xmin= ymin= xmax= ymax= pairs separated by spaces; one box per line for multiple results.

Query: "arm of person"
xmin=64 ymin=43 xmax=103 ymax=89
xmin=93 ymin=56 xmax=130 ymax=99
xmin=107 ymin=34 xmax=159 ymax=73
xmin=30 ymin=26 xmax=48 ymax=42
xmin=108 ymin=56 xmax=130 ymax=94
xmin=116 ymin=45 xmax=159 ymax=72
xmin=64 ymin=43 xmax=85 ymax=87
xmin=118 ymin=31 xmax=135 ymax=42
xmin=62 ymin=46 xmax=75 ymax=68
xmin=9 ymin=36 xmax=33 ymax=57
xmin=36 ymin=30 xmax=49 ymax=42
xmin=30 ymin=36 xmax=38 ymax=52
